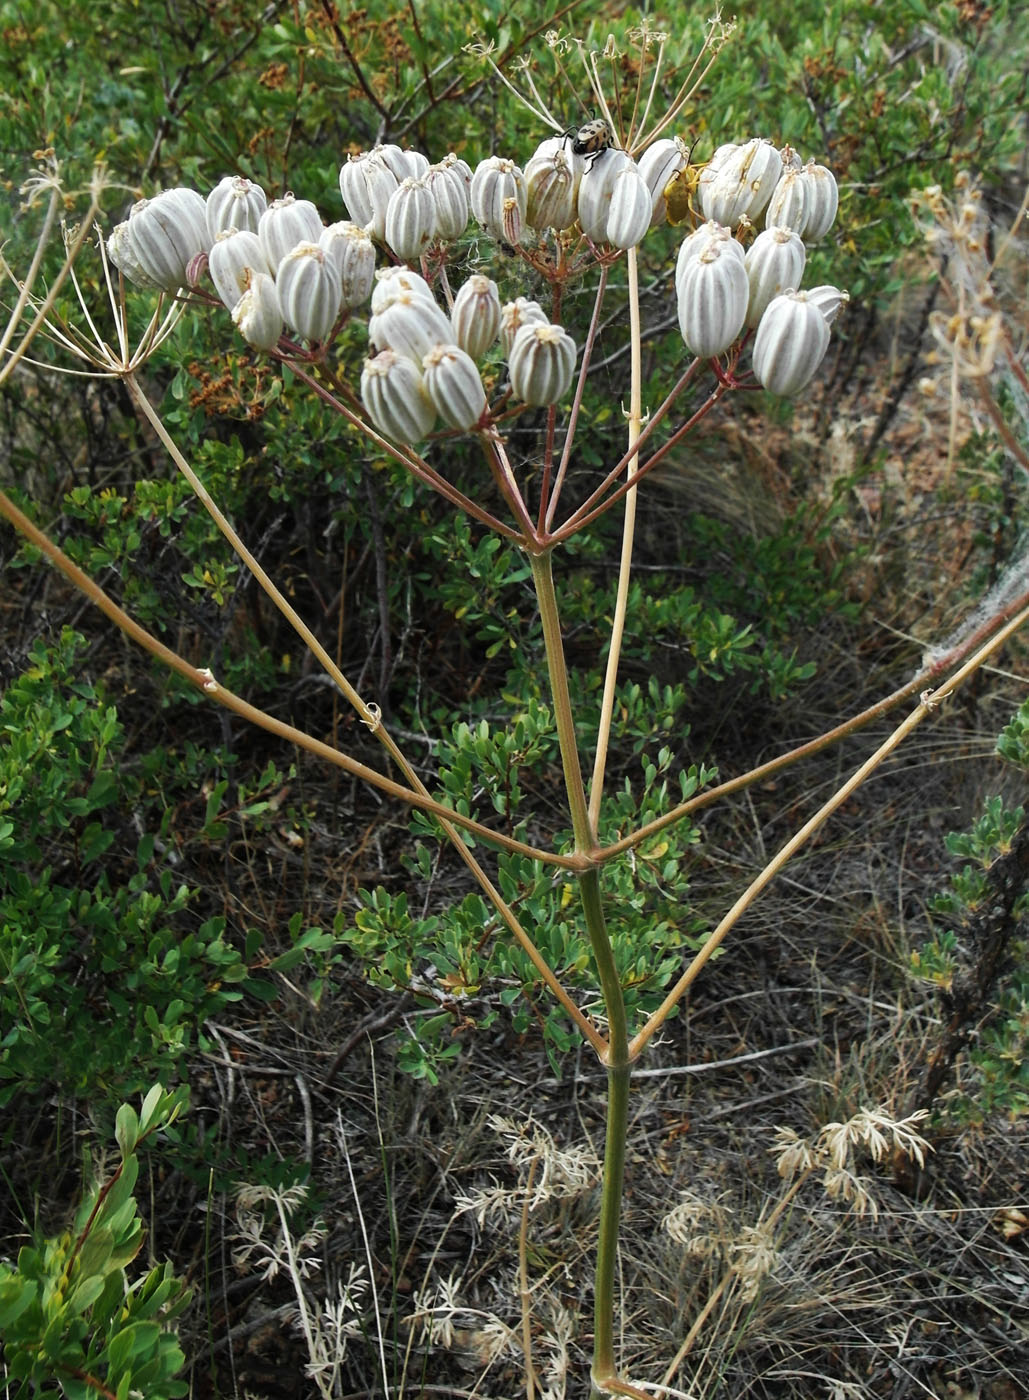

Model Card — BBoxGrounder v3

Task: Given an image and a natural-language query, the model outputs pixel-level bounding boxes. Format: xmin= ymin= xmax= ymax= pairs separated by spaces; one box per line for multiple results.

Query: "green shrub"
xmin=0 ymin=629 xmax=253 ymax=1105
xmin=0 ymin=1085 xmax=191 ymax=1400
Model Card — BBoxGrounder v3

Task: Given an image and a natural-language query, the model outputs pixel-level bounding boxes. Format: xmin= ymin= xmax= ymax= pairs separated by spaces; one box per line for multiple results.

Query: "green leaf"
xmin=114 ymin=1104 xmax=139 ymax=1157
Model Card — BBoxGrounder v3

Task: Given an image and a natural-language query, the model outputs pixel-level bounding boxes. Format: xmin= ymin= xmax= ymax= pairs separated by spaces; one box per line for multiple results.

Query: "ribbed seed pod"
xmin=470 ymin=157 xmax=527 ymax=242
xmin=373 ymin=143 xmax=426 ymax=183
xmin=425 ymin=161 xmax=470 ymax=241
xmin=638 ymin=137 xmax=688 ymax=227
xmin=804 ymin=284 xmax=849 ymax=327
xmin=106 ymin=221 xmax=161 ymax=288
xmin=764 ymin=168 xmax=809 ymax=235
xmin=423 ymin=344 xmax=488 ymax=430
xmin=696 ymin=144 xmax=741 ymax=217
xmin=500 ymin=298 xmax=549 ymax=355
xmin=576 ymin=149 xmax=633 ymax=243
xmin=752 ymin=291 xmax=831 ymax=395
xmin=339 ymin=152 xmax=378 ymax=227
xmin=605 ymin=166 xmax=652 ymax=249
xmin=361 ymin=349 xmax=437 ymax=442
xmin=676 ymin=241 xmax=749 ymax=357
xmin=508 ymin=322 xmax=576 ymax=406
xmin=744 ymin=227 xmax=806 ymax=328
xmin=127 ymin=188 xmax=211 ymax=291
xmin=798 ymin=163 xmax=839 ymax=242
xmin=404 ymin=150 xmax=430 ymax=179
xmin=779 ymin=144 xmax=804 ymax=173
xmin=339 ymin=153 xmax=399 ymax=240
xmin=206 ymin=175 xmax=268 ymax=239
xmin=524 ymin=138 xmax=582 ymax=232
xmin=232 ymin=272 xmax=284 ymax=351
xmin=675 ymin=221 xmax=742 ymax=299
xmin=385 ymin=178 xmax=436 ymax=261
xmin=700 ymin=138 xmax=782 ymax=229
xmin=208 ymin=229 xmax=272 ymax=311
xmin=258 ymin=195 xmax=324 ymax=268
xmin=368 ymin=291 xmax=452 ymax=362
xmin=319 ymin=222 xmax=376 ymax=309
xmin=442 ymin=153 xmax=473 ymax=189
xmin=275 ymin=242 xmax=342 ymax=344
xmin=370 ymin=266 xmax=437 ymax=314
xmin=451 ymin=275 xmax=502 ymax=361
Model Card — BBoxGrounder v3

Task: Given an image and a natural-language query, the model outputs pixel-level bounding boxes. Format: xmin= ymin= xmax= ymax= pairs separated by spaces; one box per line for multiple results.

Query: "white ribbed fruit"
xmin=744 ymin=227 xmax=806 ymax=329
xmin=319 ymin=222 xmax=376 ymax=309
xmin=799 ymin=163 xmax=839 ymax=242
xmin=508 ymin=322 xmax=576 ymax=406
xmin=106 ymin=221 xmax=161 ymax=288
xmin=451 ymin=275 xmax=502 ymax=361
xmin=385 ymin=178 xmax=436 ymax=261
xmin=499 ymin=298 xmax=549 ymax=355
xmin=368 ymin=291 xmax=452 ymax=361
xmin=470 ymin=157 xmax=527 ymax=242
xmin=258 ymin=195 xmax=324 ymax=268
xmin=232 ymin=272 xmax=284 ymax=351
xmin=675 ymin=221 xmax=742 ymax=300
xmin=605 ymin=167 xmax=652 ymax=248
xmin=425 ymin=160 xmax=470 ymax=241
xmin=676 ymin=241 xmax=749 ymax=357
xmin=361 ymin=349 xmax=437 ymax=441
xmin=637 ymin=137 xmax=688 ymax=226
xmin=752 ymin=291 xmax=831 ymax=395
xmin=209 ymin=228 xmax=272 ymax=311
xmin=370 ymin=266 xmax=437 ymax=314
xmin=700 ymin=138 xmax=782 ymax=228
xmin=764 ymin=168 xmax=809 ymax=235
xmin=422 ymin=344 xmax=488 ymax=430
xmin=576 ymin=149 xmax=633 ymax=243
xmin=339 ymin=151 xmax=400 ymax=239
xmin=206 ymin=175 xmax=268 ymax=239
xmin=524 ymin=138 xmax=582 ymax=232
xmin=275 ymin=242 xmax=342 ymax=343
xmin=127 ymin=188 xmax=210 ymax=291
xmin=805 ymin=284 xmax=849 ymax=327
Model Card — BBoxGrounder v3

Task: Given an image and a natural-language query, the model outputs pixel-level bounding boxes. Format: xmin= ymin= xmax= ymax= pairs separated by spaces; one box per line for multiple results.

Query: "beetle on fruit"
xmin=565 ymin=117 xmax=613 ymax=168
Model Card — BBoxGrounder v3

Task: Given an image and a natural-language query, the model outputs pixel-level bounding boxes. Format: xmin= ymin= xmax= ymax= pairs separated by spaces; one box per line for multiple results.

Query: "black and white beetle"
xmin=564 ymin=117 xmax=613 ymax=168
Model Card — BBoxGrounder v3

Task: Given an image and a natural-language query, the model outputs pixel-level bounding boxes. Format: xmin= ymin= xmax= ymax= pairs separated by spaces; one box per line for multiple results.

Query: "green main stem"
xmin=578 ymin=867 xmax=632 ymax=1397
xmin=529 ymin=549 xmax=632 ymax=1395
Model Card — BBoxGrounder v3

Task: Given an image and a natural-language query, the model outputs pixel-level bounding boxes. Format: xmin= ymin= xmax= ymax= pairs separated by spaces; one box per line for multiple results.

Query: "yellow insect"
xmin=663 ymin=153 xmax=708 ymax=228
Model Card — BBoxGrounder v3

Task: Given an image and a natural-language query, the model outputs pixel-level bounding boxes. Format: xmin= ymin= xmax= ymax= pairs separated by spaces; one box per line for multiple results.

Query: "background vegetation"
xmin=1 ymin=1 xmax=1027 ymax=1396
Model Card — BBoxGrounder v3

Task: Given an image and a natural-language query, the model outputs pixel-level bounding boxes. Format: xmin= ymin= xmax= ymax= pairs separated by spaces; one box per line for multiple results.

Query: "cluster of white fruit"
xmin=361 ymin=268 xmax=575 ymax=439
xmin=105 ymin=132 xmax=846 ymax=436
xmin=674 ymin=138 xmax=847 ymax=395
xmin=106 ymin=156 xmax=578 ymax=434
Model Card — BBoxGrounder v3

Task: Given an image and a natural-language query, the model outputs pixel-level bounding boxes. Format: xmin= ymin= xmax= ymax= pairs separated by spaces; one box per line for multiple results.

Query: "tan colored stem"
xmin=519 ymin=1157 xmax=540 ymax=1400
xmin=0 ymin=184 xmax=103 ymax=384
xmin=630 ymin=598 xmax=1029 ymax=1056
xmin=588 ymin=247 xmax=642 ymax=830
